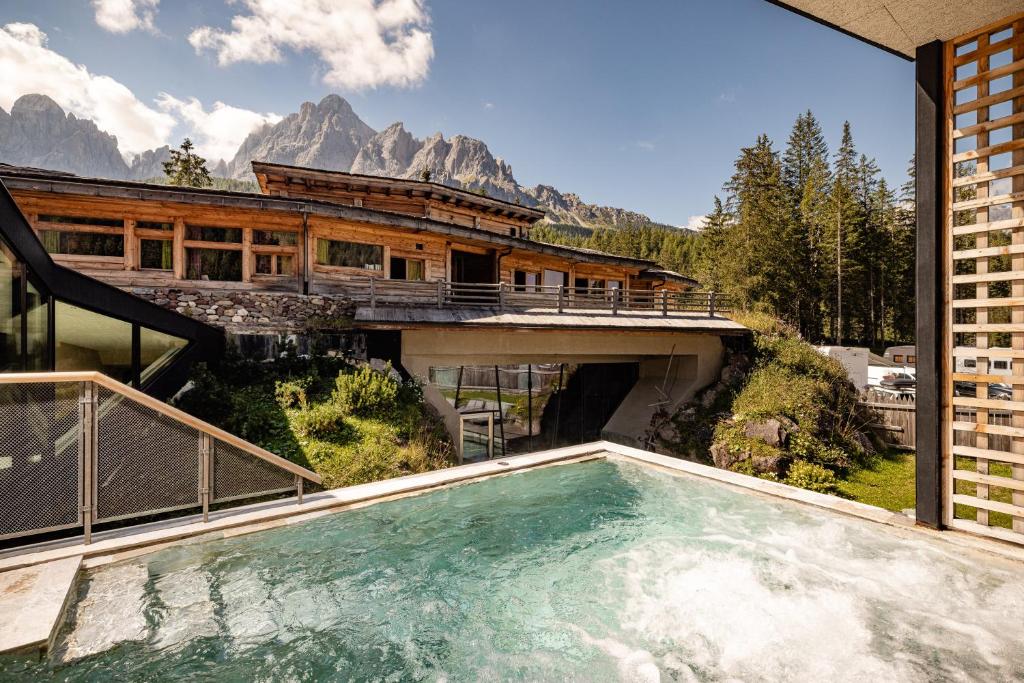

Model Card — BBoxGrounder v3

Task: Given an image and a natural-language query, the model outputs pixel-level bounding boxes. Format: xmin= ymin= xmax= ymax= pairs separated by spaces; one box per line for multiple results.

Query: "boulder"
xmin=742 ymin=416 xmax=796 ymax=448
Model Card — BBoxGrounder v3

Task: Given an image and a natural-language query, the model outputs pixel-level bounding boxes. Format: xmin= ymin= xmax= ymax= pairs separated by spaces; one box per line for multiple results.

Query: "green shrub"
xmin=784 ymin=460 xmax=837 ymax=494
xmin=275 ymin=378 xmax=311 ymax=410
xmin=291 ymin=402 xmax=350 ymax=440
xmin=333 ymin=364 xmax=400 ymax=418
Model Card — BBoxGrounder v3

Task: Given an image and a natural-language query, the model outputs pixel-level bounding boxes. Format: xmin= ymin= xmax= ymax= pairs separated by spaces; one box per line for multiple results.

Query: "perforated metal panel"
xmin=0 ymin=382 xmax=80 ymax=540
xmin=94 ymin=386 xmax=201 ymax=522
xmin=213 ymin=439 xmax=294 ymax=503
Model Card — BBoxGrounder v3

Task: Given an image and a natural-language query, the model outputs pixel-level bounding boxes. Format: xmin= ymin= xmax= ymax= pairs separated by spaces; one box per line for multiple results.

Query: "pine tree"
xmin=783 ymin=111 xmax=831 ymax=338
xmin=163 ymin=139 xmax=212 ymax=188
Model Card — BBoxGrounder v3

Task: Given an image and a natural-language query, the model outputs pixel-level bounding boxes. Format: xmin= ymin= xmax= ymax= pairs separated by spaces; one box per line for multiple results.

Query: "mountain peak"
xmin=10 ymin=93 xmax=63 ymax=115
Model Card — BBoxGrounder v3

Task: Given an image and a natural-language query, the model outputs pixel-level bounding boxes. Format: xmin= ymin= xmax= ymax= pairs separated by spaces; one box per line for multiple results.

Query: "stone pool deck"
xmin=3 ymin=441 xmax=1024 ymax=656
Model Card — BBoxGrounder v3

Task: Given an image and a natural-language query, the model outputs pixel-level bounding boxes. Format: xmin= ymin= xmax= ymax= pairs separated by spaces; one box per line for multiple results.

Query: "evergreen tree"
xmin=163 ymin=138 xmax=212 ymax=188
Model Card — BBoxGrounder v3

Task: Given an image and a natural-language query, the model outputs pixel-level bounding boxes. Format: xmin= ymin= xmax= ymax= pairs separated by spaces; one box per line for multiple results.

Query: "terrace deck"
xmin=354 ymin=306 xmax=749 ymax=333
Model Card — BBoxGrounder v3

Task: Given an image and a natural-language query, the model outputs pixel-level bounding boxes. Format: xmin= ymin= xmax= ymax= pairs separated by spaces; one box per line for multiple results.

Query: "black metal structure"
xmin=0 ymin=181 xmax=223 ymax=398
xmin=914 ymin=40 xmax=945 ymax=529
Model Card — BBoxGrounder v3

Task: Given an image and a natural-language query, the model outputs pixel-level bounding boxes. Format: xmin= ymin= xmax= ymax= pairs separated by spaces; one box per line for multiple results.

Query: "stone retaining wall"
xmin=128 ymin=287 xmax=355 ymax=333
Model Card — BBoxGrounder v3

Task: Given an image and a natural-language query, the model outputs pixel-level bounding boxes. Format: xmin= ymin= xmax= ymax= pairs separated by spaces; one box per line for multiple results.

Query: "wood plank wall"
xmin=945 ymin=11 xmax=1024 ymax=543
xmin=8 ymin=190 xmax=654 ymax=297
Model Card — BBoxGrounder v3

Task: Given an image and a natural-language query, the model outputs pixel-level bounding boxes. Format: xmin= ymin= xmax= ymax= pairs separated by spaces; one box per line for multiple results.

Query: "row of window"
xmin=961 ymin=358 xmax=1008 ymax=370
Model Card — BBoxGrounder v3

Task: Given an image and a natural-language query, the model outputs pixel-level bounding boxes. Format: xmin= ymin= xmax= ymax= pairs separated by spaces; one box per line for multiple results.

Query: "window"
xmin=40 ymin=231 xmax=124 ymax=257
xmin=186 ymin=248 xmax=242 ymax=281
xmin=994 ymin=360 xmax=1009 ymax=370
xmin=316 ymin=238 xmax=383 ymax=270
xmin=1 ymin=241 xmax=49 ymax=372
xmin=140 ymin=239 xmax=173 ymax=270
xmin=964 ymin=358 xmax=977 ymax=368
xmin=186 ymin=225 xmax=241 ymax=243
xmin=543 ymin=269 xmax=568 ymax=288
xmin=513 ymin=270 xmax=540 ymax=292
xmin=253 ymin=230 xmax=298 ymax=246
xmin=907 ymin=355 xmax=916 ymax=364
xmin=255 ymin=254 xmax=296 ymax=277
xmin=55 ymin=301 xmax=132 ymax=384
xmin=893 ymin=355 xmax=904 ymax=363
xmin=390 ymin=257 xmax=424 ymax=281
xmin=139 ymin=326 xmax=187 ymax=384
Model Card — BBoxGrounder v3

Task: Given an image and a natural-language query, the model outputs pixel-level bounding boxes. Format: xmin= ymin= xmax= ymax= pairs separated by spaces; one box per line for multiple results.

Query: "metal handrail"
xmin=351 ymin=277 xmax=730 ymax=316
xmin=0 ymin=371 xmax=321 ymax=545
xmin=0 ymin=371 xmax=321 ymax=485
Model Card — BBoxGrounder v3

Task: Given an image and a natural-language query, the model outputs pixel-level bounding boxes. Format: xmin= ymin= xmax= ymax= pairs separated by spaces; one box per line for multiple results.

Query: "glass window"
xmin=55 ymin=301 xmax=132 ymax=384
xmin=543 ymin=269 xmax=568 ymax=287
xmin=186 ymin=225 xmax=242 ymax=243
xmin=964 ymin=359 xmax=977 ymax=368
xmin=390 ymin=257 xmax=425 ymax=281
xmin=139 ymin=326 xmax=187 ymax=384
xmin=186 ymin=248 xmax=242 ymax=281
xmin=255 ymin=254 xmax=295 ymax=276
xmin=893 ymin=355 xmax=903 ymax=363
xmin=253 ymin=230 xmax=298 ymax=246
xmin=513 ymin=270 xmax=540 ymax=292
xmin=24 ymin=279 xmax=48 ymax=371
xmin=907 ymin=355 xmax=917 ymax=364
xmin=316 ymin=239 xmax=383 ymax=270
xmin=140 ymin=239 xmax=173 ymax=270
xmin=0 ymin=246 xmax=19 ymax=371
xmin=40 ymin=231 xmax=124 ymax=257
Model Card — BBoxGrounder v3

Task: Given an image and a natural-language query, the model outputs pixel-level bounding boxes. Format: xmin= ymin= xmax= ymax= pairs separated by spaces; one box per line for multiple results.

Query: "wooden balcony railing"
xmin=338 ymin=278 xmax=729 ymax=317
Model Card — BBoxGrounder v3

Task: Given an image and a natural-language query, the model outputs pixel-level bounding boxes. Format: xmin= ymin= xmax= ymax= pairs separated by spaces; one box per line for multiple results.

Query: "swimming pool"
xmin=4 ymin=458 xmax=1024 ymax=680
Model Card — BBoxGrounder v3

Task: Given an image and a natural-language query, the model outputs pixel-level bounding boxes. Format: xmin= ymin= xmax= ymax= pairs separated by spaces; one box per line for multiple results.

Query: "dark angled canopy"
xmin=768 ymin=0 xmax=1024 ymax=58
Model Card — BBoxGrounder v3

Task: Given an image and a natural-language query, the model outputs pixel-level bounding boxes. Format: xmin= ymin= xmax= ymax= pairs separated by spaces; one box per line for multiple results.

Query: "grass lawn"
xmin=836 ymin=451 xmax=916 ymax=512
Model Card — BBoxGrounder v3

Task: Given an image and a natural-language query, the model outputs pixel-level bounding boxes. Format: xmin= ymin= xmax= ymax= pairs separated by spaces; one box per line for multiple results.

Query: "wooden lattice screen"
xmin=947 ymin=13 xmax=1024 ymax=542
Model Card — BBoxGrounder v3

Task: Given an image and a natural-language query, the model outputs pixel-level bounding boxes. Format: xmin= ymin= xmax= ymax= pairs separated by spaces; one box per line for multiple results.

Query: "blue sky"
xmin=0 ymin=0 xmax=913 ymax=227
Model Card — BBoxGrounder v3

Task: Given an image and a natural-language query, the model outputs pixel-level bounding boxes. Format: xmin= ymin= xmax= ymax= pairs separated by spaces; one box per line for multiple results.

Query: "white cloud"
xmin=683 ymin=214 xmax=707 ymax=231
xmin=483 ymin=101 xmax=494 ymax=110
xmin=92 ymin=0 xmax=159 ymax=34
xmin=0 ymin=22 xmax=175 ymax=154
xmin=156 ymin=94 xmax=281 ymax=161
xmin=636 ymin=140 xmax=655 ymax=151
xmin=189 ymin=0 xmax=433 ymax=90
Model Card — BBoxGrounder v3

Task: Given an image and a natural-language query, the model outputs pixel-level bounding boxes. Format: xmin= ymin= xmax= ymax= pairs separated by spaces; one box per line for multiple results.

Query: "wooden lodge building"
xmin=0 ymin=160 xmax=744 ymax=450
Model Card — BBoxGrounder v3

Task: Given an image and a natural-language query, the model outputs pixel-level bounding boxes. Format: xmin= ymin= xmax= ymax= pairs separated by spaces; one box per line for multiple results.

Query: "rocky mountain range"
xmin=0 ymin=93 xmax=675 ymax=231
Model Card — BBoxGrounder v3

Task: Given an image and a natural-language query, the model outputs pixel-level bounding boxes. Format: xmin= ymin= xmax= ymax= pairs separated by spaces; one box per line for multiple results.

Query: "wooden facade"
xmin=944 ymin=11 xmax=1024 ymax=544
xmin=0 ymin=166 xmax=695 ymax=302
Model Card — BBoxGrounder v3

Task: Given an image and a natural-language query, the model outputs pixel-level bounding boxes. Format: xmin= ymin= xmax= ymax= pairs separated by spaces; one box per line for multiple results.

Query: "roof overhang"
xmin=252 ymin=161 xmax=547 ymax=224
xmin=768 ymin=0 xmax=1024 ymax=59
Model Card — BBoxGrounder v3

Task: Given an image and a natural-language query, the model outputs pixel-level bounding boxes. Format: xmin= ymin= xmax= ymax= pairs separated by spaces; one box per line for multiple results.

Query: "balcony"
xmin=335 ymin=278 xmax=729 ymax=316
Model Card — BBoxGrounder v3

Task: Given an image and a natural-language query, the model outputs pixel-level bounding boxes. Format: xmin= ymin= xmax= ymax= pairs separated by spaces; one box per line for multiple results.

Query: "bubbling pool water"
xmin=4 ymin=459 xmax=1024 ymax=681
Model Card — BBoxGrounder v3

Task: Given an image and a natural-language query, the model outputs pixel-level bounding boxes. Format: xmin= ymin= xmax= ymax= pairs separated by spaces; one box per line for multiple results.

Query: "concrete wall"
xmin=401 ymin=328 xmax=727 ymax=455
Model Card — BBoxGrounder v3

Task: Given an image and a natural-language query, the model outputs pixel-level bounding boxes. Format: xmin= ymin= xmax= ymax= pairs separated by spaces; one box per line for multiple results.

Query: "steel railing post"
xmin=612 ymin=288 xmax=619 ymax=315
xmin=437 ymin=280 xmax=444 ymax=308
xmin=369 ymin=276 xmax=377 ymax=310
xmin=200 ymin=433 xmax=212 ymax=522
xmin=709 ymin=291 xmax=717 ymax=318
xmin=661 ymin=290 xmax=669 ymax=316
xmin=498 ymin=282 xmax=506 ymax=310
xmin=557 ymin=285 xmax=564 ymax=313
xmin=79 ymin=381 xmax=95 ymax=544
xmin=295 ymin=474 xmax=304 ymax=505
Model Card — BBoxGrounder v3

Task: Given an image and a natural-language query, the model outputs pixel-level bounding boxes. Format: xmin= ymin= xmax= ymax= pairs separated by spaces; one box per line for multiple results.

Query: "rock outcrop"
xmin=0 ymin=94 xmax=129 ymax=178
xmin=0 ymin=92 xmax=677 ymax=231
xmin=226 ymin=94 xmax=375 ymax=178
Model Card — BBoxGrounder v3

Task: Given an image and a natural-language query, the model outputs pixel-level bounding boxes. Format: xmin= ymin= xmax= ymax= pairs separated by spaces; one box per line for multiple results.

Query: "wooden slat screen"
xmin=947 ymin=13 xmax=1024 ymax=543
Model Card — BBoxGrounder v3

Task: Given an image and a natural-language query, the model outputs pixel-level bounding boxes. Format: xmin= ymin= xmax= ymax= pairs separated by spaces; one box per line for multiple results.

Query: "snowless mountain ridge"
xmin=0 ymin=93 xmax=678 ymax=231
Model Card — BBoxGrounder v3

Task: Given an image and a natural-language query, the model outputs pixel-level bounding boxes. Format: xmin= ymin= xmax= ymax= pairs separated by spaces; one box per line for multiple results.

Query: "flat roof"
xmin=252 ymin=161 xmax=547 ymax=224
xmin=769 ymin=0 xmax=1024 ymax=58
xmin=354 ymin=306 xmax=749 ymax=334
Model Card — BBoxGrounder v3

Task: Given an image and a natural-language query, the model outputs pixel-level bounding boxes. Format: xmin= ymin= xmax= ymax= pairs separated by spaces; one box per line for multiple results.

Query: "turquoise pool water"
xmin=5 ymin=458 xmax=1024 ymax=681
